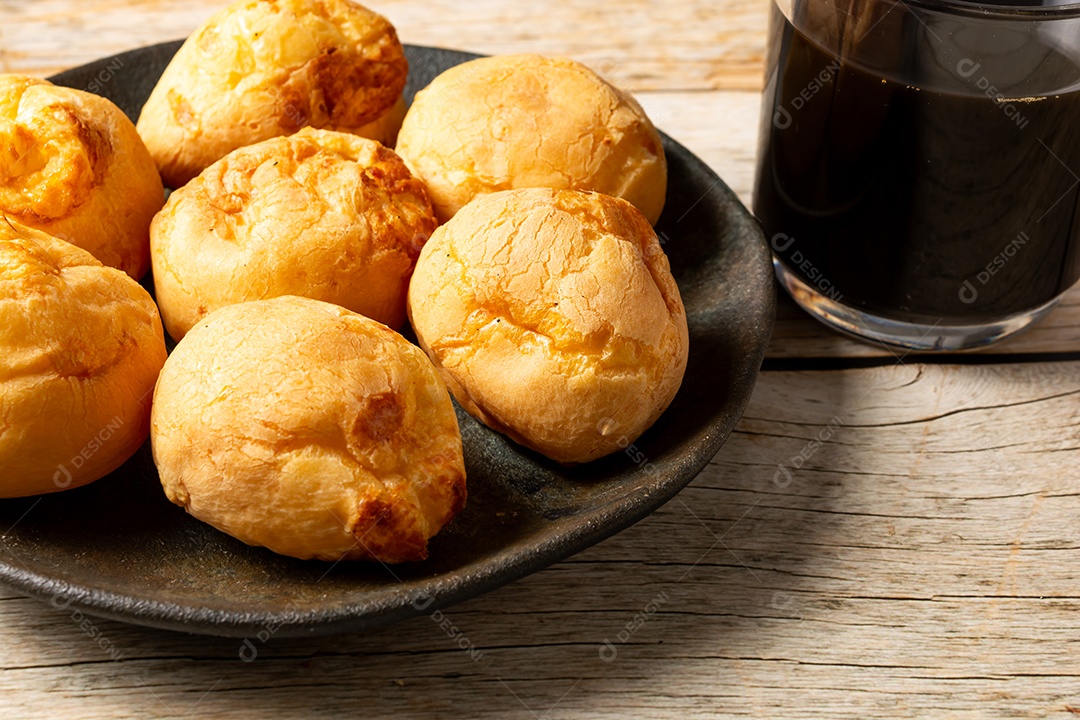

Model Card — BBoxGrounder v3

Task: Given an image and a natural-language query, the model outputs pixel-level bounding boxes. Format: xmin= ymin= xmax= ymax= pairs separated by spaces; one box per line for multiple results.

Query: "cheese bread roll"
xmin=408 ymin=188 xmax=687 ymax=464
xmin=0 ymin=220 xmax=167 ymax=497
xmin=150 ymin=128 xmax=436 ymax=341
xmin=137 ymin=0 xmax=408 ymax=188
xmin=151 ymin=295 xmax=467 ymax=563
xmin=0 ymin=75 xmax=163 ymax=279
xmin=396 ymin=55 xmax=667 ymax=224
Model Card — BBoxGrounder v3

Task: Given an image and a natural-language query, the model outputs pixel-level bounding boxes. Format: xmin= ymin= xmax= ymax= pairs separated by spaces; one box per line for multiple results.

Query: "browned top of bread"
xmin=395 ymin=54 xmax=667 ymax=224
xmin=0 ymin=75 xmax=163 ymax=278
xmin=150 ymin=127 xmax=436 ymax=339
xmin=407 ymin=188 xmax=688 ymax=463
xmin=0 ymin=77 xmax=108 ymax=223
xmin=137 ymin=0 xmax=408 ymax=187
xmin=0 ymin=220 xmax=156 ymax=384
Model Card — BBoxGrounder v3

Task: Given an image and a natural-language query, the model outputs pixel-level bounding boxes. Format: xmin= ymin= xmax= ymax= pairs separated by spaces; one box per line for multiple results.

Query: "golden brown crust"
xmin=395 ymin=54 xmax=667 ymax=224
xmin=0 ymin=220 xmax=167 ymax=497
xmin=150 ymin=127 xmax=436 ymax=342
xmin=0 ymin=75 xmax=164 ymax=279
xmin=407 ymin=188 xmax=688 ymax=464
xmin=340 ymin=94 xmax=406 ymax=147
xmin=136 ymin=0 xmax=408 ymax=188
xmin=150 ymin=295 xmax=467 ymax=563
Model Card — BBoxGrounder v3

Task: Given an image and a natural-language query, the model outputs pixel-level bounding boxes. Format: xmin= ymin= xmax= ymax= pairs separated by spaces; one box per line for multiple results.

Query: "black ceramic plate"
xmin=0 ymin=43 xmax=774 ymax=638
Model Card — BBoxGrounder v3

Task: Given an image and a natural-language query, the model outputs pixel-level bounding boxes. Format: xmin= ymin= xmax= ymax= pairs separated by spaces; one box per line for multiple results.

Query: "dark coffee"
xmin=754 ymin=0 xmax=1080 ymax=323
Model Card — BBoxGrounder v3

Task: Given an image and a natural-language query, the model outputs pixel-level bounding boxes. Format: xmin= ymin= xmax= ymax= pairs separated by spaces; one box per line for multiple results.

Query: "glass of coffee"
xmin=754 ymin=0 xmax=1080 ymax=350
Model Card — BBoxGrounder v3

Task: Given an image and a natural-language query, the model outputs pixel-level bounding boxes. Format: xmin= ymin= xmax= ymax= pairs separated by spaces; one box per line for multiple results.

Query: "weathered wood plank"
xmin=1 ymin=363 xmax=1079 ymax=718
xmin=0 ymin=0 xmax=768 ymax=90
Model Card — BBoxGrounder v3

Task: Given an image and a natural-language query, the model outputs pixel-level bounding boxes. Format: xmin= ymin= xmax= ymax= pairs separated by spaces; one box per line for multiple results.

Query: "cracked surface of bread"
xmin=150 ymin=127 xmax=436 ymax=341
xmin=0 ymin=75 xmax=164 ymax=279
xmin=407 ymin=188 xmax=688 ymax=464
xmin=0 ymin=220 xmax=167 ymax=497
xmin=151 ymin=295 xmax=467 ymax=563
xmin=395 ymin=54 xmax=667 ymax=225
xmin=136 ymin=0 xmax=408 ymax=188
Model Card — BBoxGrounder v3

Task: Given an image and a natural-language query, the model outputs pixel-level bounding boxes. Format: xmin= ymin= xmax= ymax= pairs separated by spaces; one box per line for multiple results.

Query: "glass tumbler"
xmin=754 ymin=0 xmax=1080 ymax=350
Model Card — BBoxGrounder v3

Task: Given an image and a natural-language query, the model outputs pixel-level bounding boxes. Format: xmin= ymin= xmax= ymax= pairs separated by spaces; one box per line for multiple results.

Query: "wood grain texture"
xmin=2 ymin=363 xmax=1080 ymax=718
xmin=3 ymin=1 xmax=1080 ymax=718
xmin=0 ymin=0 xmax=768 ymax=89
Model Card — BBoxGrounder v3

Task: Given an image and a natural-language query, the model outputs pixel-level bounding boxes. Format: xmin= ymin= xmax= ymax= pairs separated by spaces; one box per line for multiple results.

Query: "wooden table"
xmin=3 ymin=1 xmax=1080 ymax=717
